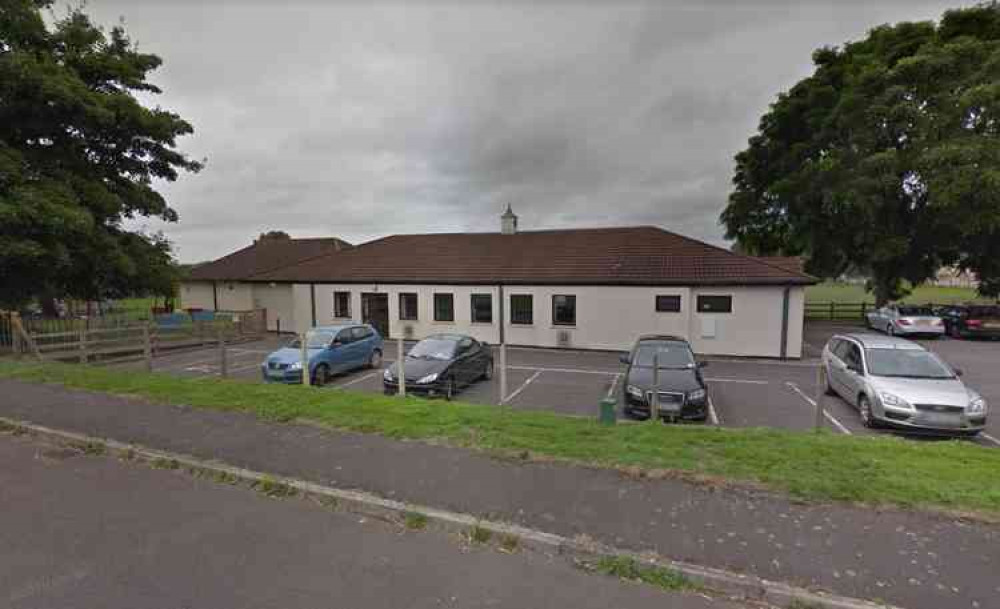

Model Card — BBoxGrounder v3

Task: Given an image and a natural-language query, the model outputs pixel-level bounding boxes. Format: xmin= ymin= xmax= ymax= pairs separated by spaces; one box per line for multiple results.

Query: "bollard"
xmin=814 ymin=363 xmax=825 ymax=430
xmin=218 ymin=330 xmax=228 ymax=379
xmin=300 ymin=332 xmax=310 ymax=386
xmin=142 ymin=323 xmax=153 ymax=372
xmin=498 ymin=342 xmax=507 ymax=404
xmin=397 ymin=337 xmax=406 ymax=396
xmin=651 ymin=352 xmax=660 ymax=422
xmin=599 ymin=397 xmax=616 ymax=425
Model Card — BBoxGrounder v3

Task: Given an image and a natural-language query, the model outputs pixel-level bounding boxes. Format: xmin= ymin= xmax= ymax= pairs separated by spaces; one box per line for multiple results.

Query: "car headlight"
xmin=383 ymin=368 xmax=394 ymax=381
xmin=288 ymin=361 xmax=303 ymax=371
xmin=626 ymin=385 xmax=644 ymax=400
xmin=879 ymin=392 xmax=910 ymax=409
xmin=416 ymin=373 xmax=439 ymax=385
xmin=687 ymin=388 xmax=707 ymax=401
xmin=969 ymin=396 xmax=987 ymax=415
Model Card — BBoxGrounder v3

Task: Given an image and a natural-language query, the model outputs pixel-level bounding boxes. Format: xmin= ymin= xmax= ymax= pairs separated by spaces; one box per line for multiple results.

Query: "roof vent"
xmin=501 ymin=204 xmax=518 ymax=235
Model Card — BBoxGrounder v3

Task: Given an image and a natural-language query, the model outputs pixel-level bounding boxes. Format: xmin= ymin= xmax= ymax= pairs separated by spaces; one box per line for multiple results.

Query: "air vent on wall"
xmin=556 ymin=329 xmax=572 ymax=348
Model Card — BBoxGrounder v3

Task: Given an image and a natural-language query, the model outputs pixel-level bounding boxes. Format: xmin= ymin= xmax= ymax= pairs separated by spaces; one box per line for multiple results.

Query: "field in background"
xmin=806 ymin=282 xmax=979 ymax=304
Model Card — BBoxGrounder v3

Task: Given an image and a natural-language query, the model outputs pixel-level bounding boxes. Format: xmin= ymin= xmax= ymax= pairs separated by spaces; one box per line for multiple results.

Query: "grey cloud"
xmin=91 ymin=0 xmax=957 ymax=262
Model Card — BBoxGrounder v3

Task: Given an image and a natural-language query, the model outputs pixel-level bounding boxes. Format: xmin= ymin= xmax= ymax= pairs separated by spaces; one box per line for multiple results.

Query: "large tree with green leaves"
xmin=722 ymin=3 xmax=1000 ymax=304
xmin=0 ymin=0 xmax=201 ymax=311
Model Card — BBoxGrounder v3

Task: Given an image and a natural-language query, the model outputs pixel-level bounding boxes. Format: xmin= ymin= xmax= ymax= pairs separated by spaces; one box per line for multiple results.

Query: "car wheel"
xmin=886 ymin=323 xmax=895 ymax=336
xmin=858 ymin=395 xmax=878 ymax=429
xmin=949 ymin=324 xmax=961 ymax=339
xmin=368 ymin=349 xmax=383 ymax=369
xmin=312 ymin=364 xmax=330 ymax=387
xmin=482 ymin=360 xmax=493 ymax=381
xmin=444 ymin=377 xmax=456 ymax=401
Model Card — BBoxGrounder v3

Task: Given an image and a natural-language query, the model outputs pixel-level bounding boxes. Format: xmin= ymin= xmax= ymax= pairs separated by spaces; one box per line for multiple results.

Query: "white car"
xmin=865 ymin=304 xmax=944 ymax=338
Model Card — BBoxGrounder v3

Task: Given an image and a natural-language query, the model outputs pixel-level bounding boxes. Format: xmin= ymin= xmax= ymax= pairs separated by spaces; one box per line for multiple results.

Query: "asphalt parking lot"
xmin=115 ymin=325 xmax=1000 ymax=448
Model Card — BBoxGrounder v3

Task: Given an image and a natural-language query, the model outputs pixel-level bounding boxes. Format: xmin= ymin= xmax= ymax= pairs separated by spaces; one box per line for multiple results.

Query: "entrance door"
xmin=361 ymin=293 xmax=390 ymax=339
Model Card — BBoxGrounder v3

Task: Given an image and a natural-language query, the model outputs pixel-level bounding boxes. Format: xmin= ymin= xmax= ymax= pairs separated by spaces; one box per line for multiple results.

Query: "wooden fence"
xmin=1 ymin=309 xmax=267 ymax=363
xmin=804 ymin=301 xmax=980 ymax=322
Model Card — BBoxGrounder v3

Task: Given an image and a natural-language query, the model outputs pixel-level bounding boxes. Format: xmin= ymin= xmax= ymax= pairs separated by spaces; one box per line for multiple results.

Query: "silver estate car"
xmin=821 ymin=333 xmax=987 ymax=436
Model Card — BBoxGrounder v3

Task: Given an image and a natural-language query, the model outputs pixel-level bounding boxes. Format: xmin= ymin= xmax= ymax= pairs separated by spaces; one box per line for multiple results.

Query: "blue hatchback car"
xmin=261 ymin=324 xmax=383 ymax=386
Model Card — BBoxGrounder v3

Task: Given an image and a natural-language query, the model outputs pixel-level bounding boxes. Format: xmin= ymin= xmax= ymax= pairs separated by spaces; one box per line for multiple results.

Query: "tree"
xmin=722 ymin=3 xmax=1000 ymax=305
xmin=0 ymin=0 xmax=202 ymax=310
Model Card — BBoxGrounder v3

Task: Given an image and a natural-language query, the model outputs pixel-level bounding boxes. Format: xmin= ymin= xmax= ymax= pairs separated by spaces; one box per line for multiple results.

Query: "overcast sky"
xmin=80 ymin=0 xmax=959 ymax=263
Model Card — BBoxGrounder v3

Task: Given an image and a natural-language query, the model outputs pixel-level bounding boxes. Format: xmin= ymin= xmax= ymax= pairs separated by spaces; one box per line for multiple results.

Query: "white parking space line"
xmin=606 ymin=373 xmax=621 ymax=399
xmin=701 ymin=358 xmax=818 ymax=368
xmin=707 ymin=393 xmax=721 ymax=426
xmin=704 ymin=377 xmax=768 ymax=385
xmin=502 ymin=370 xmax=543 ymax=404
xmin=334 ymin=371 xmax=380 ymax=389
xmin=508 ymin=365 xmax=616 ymax=376
xmin=981 ymin=433 xmax=1000 ymax=447
xmin=785 ymin=382 xmax=853 ymax=435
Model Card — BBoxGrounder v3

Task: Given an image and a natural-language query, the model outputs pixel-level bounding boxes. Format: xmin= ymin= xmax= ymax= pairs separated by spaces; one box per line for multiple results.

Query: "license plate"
xmin=916 ymin=319 xmax=931 ymax=326
xmin=267 ymin=370 xmax=285 ymax=379
xmin=920 ymin=412 xmax=959 ymax=427
xmin=984 ymin=322 xmax=1000 ymax=329
xmin=656 ymin=402 xmax=681 ymax=414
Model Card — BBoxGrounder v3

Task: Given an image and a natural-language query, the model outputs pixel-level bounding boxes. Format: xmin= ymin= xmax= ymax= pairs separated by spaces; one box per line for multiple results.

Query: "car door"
xmin=840 ymin=342 xmax=866 ymax=406
xmin=827 ymin=339 xmax=851 ymax=398
xmin=327 ymin=328 xmax=355 ymax=373
xmin=465 ymin=339 xmax=488 ymax=380
xmin=453 ymin=337 xmax=475 ymax=384
xmin=350 ymin=326 xmax=374 ymax=367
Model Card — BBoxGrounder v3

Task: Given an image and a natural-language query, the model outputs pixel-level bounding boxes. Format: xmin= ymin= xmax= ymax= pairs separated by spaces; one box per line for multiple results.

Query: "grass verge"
xmin=1 ymin=361 xmax=999 ymax=516
xmin=585 ymin=556 xmax=701 ymax=593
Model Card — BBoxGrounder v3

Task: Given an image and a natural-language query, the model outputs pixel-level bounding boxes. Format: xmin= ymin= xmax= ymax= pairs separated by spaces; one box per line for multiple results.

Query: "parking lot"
xmin=115 ymin=323 xmax=1000 ymax=449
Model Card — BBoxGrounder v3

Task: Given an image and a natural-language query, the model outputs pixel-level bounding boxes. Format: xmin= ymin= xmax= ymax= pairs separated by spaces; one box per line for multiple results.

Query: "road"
xmin=0 ymin=432 xmax=735 ymax=609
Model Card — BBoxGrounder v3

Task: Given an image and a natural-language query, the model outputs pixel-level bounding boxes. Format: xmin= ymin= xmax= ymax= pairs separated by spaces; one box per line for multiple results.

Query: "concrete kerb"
xmin=0 ymin=416 xmax=900 ymax=609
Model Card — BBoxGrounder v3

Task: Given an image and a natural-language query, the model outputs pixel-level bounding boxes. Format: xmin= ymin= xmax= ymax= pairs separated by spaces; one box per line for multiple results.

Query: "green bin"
xmin=599 ymin=397 xmax=617 ymax=425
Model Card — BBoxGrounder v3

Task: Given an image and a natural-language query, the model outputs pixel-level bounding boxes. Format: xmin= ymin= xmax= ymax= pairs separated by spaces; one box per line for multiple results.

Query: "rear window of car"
xmin=897 ymin=307 xmax=934 ymax=316
xmin=968 ymin=306 xmax=1000 ymax=317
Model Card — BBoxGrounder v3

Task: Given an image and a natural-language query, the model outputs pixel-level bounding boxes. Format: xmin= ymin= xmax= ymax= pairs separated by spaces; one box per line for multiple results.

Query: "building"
xmin=181 ymin=210 xmax=815 ymax=358
xmin=182 ymin=233 xmax=351 ymax=331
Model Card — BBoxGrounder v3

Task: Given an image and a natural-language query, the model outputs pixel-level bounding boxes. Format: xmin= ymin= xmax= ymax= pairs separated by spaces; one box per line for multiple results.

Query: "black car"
xmin=620 ymin=335 xmax=708 ymax=422
xmin=383 ymin=333 xmax=493 ymax=399
xmin=938 ymin=305 xmax=1000 ymax=339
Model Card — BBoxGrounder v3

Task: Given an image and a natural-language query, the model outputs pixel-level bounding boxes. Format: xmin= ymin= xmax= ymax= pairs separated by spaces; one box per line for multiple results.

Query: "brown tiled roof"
xmin=188 ymin=237 xmax=351 ymax=281
xmin=250 ymin=227 xmax=816 ymax=286
xmin=759 ymin=256 xmax=806 ymax=274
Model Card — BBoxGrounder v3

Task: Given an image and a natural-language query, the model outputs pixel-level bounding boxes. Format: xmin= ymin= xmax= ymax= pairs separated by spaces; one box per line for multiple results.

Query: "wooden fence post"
xmin=142 ymin=323 xmax=153 ymax=372
xmin=12 ymin=313 xmax=22 ymax=360
xmin=78 ymin=327 xmax=88 ymax=364
xmin=829 ymin=302 xmax=835 ymax=320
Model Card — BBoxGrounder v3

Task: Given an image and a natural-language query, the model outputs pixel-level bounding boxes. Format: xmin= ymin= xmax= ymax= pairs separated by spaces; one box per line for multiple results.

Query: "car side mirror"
xmin=697 ymin=361 xmax=709 ymax=369
xmin=619 ymin=354 xmax=630 ymax=365
xmin=954 ymin=368 xmax=963 ymax=377
xmin=848 ymin=364 xmax=862 ymax=375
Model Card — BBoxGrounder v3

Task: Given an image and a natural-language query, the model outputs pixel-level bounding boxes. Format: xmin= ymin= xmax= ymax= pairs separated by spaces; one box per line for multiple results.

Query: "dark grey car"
xmin=620 ymin=335 xmax=708 ymax=422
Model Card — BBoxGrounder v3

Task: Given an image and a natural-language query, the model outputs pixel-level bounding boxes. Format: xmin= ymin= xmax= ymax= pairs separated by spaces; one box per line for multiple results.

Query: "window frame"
xmin=551 ymin=294 xmax=577 ymax=327
xmin=470 ymin=293 xmax=493 ymax=324
xmin=695 ymin=294 xmax=733 ymax=314
xmin=433 ymin=293 xmax=455 ymax=323
xmin=333 ymin=291 xmax=352 ymax=318
xmin=655 ymin=294 xmax=682 ymax=313
xmin=510 ymin=294 xmax=533 ymax=325
xmin=398 ymin=292 xmax=418 ymax=321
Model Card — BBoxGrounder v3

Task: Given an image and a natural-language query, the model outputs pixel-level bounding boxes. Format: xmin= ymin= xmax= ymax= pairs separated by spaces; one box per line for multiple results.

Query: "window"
xmin=333 ymin=291 xmax=351 ymax=318
xmin=399 ymin=293 xmax=418 ymax=321
xmin=434 ymin=293 xmax=454 ymax=322
xmin=510 ymin=294 xmax=533 ymax=325
xmin=655 ymin=295 xmax=681 ymax=313
xmin=844 ymin=343 xmax=864 ymax=372
xmin=696 ymin=295 xmax=732 ymax=314
xmin=552 ymin=295 xmax=576 ymax=326
xmin=351 ymin=326 xmax=373 ymax=341
xmin=471 ymin=293 xmax=492 ymax=323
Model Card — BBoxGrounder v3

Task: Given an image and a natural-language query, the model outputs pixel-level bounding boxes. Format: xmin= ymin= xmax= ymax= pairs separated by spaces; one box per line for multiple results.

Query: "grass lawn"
xmin=806 ymin=282 xmax=981 ymax=304
xmin=1 ymin=360 xmax=998 ymax=517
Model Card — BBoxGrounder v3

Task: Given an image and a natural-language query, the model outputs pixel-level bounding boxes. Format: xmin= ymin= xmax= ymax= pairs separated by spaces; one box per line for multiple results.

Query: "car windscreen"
xmin=408 ymin=338 xmax=458 ymax=360
xmin=897 ymin=307 xmax=934 ymax=316
xmin=289 ymin=331 xmax=336 ymax=349
xmin=865 ymin=348 xmax=954 ymax=379
xmin=633 ymin=342 xmax=694 ymax=368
